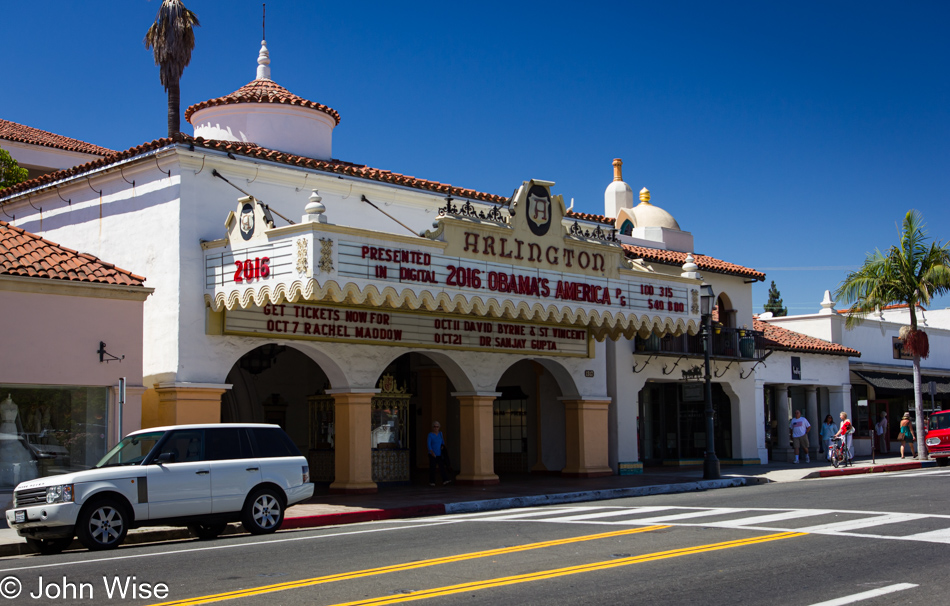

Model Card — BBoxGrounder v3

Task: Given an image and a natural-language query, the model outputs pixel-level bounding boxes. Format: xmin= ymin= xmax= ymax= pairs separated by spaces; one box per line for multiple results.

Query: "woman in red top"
xmin=835 ymin=412 xmax=854 ymax=461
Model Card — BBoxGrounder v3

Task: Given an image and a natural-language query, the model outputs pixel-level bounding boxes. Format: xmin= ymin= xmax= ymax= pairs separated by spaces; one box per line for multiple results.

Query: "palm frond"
xmin=834 ymin=210 xmax=950 ymax=331
xmin=144 ymin=0 xmax=200 ymax=91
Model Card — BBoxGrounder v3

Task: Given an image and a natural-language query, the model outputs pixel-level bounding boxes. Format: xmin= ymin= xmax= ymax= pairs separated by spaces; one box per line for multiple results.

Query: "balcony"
xmin=634 ymin=326 xmax=769 ymax=361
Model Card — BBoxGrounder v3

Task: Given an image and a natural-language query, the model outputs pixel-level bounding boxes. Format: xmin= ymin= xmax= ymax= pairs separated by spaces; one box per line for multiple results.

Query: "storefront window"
xmin=0 ymin=386 xmax=109 ymax=488
xmin=851 ymin=384 xmax=871 ymax=437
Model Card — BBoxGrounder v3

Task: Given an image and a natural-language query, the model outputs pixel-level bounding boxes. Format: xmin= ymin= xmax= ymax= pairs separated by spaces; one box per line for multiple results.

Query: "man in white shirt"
xmin=790 ymin=409 xmax=811 ymax=463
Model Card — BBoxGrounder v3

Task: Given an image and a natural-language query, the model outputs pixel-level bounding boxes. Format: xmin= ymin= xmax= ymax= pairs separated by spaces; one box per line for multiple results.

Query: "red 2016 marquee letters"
xmin=234 ymin=257 xmax=270 ymax=284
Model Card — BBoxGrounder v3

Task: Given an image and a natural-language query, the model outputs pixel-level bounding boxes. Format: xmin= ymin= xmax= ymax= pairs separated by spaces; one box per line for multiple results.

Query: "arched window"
xmin=716 ymin=293 xmax=737 ymax=328
xmin=620 ymin=220 xmax=634 ymax=236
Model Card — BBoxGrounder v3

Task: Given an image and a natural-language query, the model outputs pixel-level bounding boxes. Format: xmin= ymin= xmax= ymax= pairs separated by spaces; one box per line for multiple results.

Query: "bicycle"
xmin=829 ymin=435 xmax=852 ymax=468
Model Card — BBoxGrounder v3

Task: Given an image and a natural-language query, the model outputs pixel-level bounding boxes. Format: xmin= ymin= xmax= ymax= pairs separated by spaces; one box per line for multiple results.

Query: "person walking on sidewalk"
xmin=790 ymin=409 xmax=811 ymax=463
xmin=427 ymin=421 xmax=453 ymax=486
xmin=899 ymin=412 xmax=917 ymax=459
xmin=820 ymin=415 xmax=838 ymax=460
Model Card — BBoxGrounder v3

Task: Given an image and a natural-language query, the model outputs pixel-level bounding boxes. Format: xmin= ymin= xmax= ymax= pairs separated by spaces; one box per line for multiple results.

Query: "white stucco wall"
xmin=191 ymin=104 xmax=336 ymax=161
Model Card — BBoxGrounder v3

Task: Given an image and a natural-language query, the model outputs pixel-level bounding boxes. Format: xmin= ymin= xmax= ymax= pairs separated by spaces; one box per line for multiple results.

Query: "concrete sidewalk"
xmin=1 ymin=453 xmax=935 ymax=557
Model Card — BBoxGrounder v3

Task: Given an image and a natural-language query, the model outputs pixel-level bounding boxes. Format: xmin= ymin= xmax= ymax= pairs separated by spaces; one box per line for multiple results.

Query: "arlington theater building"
xmin=0 ymin=43 xmax=774 ymax=492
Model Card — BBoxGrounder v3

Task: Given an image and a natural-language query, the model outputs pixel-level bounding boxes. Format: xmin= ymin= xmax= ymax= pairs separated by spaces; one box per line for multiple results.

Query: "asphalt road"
xmin=2 ymin=468 xmax=948 ymax=606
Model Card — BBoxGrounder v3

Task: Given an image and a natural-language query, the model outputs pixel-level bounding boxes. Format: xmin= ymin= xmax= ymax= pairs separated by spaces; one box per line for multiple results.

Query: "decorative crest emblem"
xmin=526 ymin=184 xmax=552 ymax=237
xmin=239 ymin=202 xmax=255 ymax=241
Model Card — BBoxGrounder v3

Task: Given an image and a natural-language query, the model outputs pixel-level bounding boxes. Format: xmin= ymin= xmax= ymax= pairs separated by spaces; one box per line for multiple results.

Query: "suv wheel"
xmin=26 ymin=537 xmax=73 ymax=555
xmin=188 ymin=523 xmax=228 ymax=540
xmin=77 ymin=498 xmax=129 ymax=551
xmin=242 ymin=488 xmax=284 ymax=535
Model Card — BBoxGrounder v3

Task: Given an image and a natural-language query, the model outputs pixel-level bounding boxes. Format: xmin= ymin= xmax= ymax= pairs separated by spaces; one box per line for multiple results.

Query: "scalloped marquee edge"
xmin=205 ymin=280 xmax=700 ymax=341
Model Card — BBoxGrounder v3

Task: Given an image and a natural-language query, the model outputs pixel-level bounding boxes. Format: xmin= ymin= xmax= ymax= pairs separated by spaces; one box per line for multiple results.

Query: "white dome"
xmin=631 ymin=188 xmax=680 ymax=230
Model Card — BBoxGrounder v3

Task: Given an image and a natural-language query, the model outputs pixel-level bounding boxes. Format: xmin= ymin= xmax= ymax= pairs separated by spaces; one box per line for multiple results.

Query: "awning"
xmin=852 ymin=370 xmax=950 ymax=395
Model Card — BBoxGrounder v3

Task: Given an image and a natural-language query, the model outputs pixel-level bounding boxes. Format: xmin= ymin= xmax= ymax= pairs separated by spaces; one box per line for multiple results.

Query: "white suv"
xmin=5 ymin=423 xmax=313 ymax=554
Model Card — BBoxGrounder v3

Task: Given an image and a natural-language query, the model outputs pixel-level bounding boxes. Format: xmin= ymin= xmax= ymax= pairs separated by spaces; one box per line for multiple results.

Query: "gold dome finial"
xmin=639 ymin=187 xmax=651 ymax=204
xmin=612 ymin=158 xmax=623 ymax=182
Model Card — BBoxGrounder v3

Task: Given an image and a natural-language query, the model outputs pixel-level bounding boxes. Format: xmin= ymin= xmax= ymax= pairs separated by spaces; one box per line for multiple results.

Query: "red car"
xmin=926 ymin=411 xmax=950 ymax=466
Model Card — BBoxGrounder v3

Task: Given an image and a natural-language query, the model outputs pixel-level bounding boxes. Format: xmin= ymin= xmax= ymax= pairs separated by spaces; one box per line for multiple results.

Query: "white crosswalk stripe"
xmin=462 ymin=505 xmax=950 ymax=544
xmin=795 ymin=513 xmax=929 ymax=534
xmin=715 ymin=509 xmax=832 ymax=527
xmin=609 ymin=507 xmax=738 ymax=525
xmin=542 ymin=506 xmax=672 ymax=523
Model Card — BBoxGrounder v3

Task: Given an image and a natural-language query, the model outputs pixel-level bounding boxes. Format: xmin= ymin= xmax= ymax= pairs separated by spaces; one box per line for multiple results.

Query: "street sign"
xmin=930 ymin=381 xmax=937 ymax=397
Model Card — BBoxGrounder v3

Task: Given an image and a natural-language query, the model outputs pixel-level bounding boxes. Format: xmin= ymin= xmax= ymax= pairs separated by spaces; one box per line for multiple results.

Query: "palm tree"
xmin=144 ymin=0 xmax=200 ymax=138
xmin=835 ymin=210 xmax=950 ymax=459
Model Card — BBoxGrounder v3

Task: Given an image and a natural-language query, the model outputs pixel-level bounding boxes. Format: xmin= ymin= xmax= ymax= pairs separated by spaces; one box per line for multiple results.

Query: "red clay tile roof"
xmin=185 ymin=79 xmax=341 ymax=126
xmin=753 ymin=318 xmax=860 ymax=357
xmin=0 ymin=118 xmax=114 ymax=156
xmin=566 ymin=210 xmax=614 ymax=225
xmin=0 ymin=134 xmax=511 ymax=205
xmin=0 ymin=220 xmax=145 ymax=286
xmin=622 ymin=244 xmax=765 ymax=281
xmin=836 ymin=303 xmax=927 ymax=314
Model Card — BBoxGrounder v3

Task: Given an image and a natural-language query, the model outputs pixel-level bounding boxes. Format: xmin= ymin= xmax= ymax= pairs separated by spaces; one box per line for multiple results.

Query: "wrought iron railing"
xmin=634 ymin=327 xmax=768 ymax=361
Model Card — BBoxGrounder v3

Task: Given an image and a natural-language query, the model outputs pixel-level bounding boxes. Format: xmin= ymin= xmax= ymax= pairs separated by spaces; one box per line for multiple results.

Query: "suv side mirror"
xmin=155 ymin=452 xmax=176 ymax=464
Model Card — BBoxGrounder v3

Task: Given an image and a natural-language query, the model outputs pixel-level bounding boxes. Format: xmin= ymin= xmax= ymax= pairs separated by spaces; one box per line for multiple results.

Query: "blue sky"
xmin=3 ymin=1 xmax=948 ymax=314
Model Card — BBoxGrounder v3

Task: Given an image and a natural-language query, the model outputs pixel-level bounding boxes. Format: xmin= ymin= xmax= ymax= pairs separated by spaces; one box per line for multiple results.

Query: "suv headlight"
xmin=927 ymin=437 xmax=941 ymax=446
xmin=46 ymin=484 xmax=74 ymax=504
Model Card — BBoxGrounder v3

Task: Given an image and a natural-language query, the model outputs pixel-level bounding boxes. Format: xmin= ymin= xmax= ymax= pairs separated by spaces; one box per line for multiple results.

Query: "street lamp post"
xmin=700 ymin=283 xmax=721 ymax=480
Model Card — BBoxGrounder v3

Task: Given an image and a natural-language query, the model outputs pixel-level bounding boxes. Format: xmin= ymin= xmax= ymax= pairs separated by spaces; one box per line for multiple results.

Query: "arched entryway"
xmin=222 ymin=344 xmax=331 ymax=459
xmin=367 ymin=351 xmax=478 ymax=485
xmin=493 ymin=360 xmax=566 ymax=474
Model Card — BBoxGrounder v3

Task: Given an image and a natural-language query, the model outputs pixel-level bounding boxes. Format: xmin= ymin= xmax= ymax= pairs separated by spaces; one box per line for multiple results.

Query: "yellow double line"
xmin=153 ymin=526 xmax=666 ymax=606
xmin=331 ymin=531 xmax=805 ymax=606
xmin=154 ymin=527 xmax=803 ymax=606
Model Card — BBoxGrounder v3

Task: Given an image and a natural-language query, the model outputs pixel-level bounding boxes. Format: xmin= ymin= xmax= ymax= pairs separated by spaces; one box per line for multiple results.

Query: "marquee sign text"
xmin=224 ymin=304 xmax=591 ymax=357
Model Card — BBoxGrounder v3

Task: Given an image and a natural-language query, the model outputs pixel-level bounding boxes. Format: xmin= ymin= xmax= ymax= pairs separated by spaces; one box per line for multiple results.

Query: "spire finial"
xmin=819 ymin=290 xmax=835 ymax=315
xmin=612 ymin=158 xmax=623 ymax=182
xmin=639 ymin=187 xmax=651 ymax=205
xmin=262 ymin=3 xmax=266 ymax=40
xmin=257 ymin=39 xmax=271 ymax=80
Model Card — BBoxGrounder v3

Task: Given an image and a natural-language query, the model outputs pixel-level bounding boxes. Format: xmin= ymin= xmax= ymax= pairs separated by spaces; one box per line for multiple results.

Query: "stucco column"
xmin=805 ymin=386 xmax=820 ymax=457
xmin=150 ymin=382 xmax=230 ymax=427
xmin=561 ymin=397 xmax=613 ymax=478
xmin=453 ymin=392 xmax=500 ymax=485
xmin=754 ymin=379 xmax=768 ymax=464
xmin=327 ymin=389 xmax=379 ymax=494
xmin=772 ymin=384 xmax=795 ymax=463
xmin=828 ymin=384 xmax=852 ymax=418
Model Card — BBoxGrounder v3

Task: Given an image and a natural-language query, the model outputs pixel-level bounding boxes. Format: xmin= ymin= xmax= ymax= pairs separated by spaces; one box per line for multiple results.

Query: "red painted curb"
xmin=818 ymin=462 xmax=922 ymax=478
xmin=281 ymin=503 xmax=446 ymax=530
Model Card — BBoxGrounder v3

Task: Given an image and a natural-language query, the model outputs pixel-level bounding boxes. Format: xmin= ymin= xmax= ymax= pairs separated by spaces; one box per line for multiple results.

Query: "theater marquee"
xmin=204 ymin=179 xmax=703 ymax=343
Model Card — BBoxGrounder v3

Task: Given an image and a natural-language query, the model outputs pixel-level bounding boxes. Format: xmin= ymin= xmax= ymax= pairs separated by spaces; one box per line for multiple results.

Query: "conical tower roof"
xmin=185 ymin=76 xmax=340 ymax=126
xmin=186 ymin=41 xmax=339 ymax=160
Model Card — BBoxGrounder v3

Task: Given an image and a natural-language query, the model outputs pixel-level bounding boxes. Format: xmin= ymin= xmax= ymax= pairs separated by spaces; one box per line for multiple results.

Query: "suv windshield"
xmin=96 ymin=431 xmax=166 ymax=467
xmin=930 ymin=414 xmax=950 ymax=431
